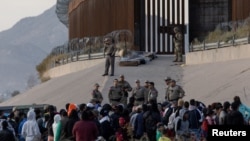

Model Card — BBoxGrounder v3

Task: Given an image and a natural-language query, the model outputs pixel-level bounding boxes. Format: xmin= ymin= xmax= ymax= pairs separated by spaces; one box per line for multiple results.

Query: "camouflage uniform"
xmin=91 ymin=89 xmax=103 ymax=104
xmin=164 ymin=77 xmax=172 ymax=101
xmin=148 ymin=87 xmax=158 ymax=103
xmin=118 ymin=80 xmax=132 ymax=107
xmin=131 ymin=86 xmax=147 ymax=106
xmin=143 ymin=81 xmax=150 ymax=103
xmin=108 ymin=86 xmax=123 ymax=106
xmin=166 ymin=85 xmax=185 ymax=102
xmin=173 ymin=27 xmax=183 ymax=62
xmin=103 ymin=37 xmax=116 ymax=76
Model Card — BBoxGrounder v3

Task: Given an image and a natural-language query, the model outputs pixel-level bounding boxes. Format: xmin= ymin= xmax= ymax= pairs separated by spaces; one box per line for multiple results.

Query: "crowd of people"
xmin=0 ymin=75 xmax=250 ymax=141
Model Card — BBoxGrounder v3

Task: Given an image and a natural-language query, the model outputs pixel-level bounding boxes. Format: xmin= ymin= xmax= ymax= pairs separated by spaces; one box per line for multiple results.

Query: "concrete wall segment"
xmin=186 ymin=44 xmax=250 ymax=65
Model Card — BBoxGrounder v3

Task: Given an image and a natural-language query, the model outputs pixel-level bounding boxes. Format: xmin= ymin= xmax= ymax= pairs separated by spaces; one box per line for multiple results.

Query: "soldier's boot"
xmin=173 ymin=58 xmax=178 ymax=62
xmin=177 ymin=53 xmax=183 ymax=62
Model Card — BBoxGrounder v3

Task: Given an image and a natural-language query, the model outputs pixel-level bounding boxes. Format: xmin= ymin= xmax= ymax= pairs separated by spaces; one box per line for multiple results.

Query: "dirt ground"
xmin=1 ymin=55 xmax=250 ymax=109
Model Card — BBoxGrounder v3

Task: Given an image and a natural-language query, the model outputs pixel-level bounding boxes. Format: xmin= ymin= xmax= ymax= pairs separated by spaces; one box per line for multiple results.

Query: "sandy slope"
xmin=182 ymin=58 xmax=250 ymax=107
xmin=1 ymin=55 xmax=250 ymax=109
xmin=0 ymin=55 xmax=183 ymax=110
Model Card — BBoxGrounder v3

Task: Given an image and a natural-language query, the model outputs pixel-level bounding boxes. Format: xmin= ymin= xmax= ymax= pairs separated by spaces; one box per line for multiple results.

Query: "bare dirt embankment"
xmin=183 ymin=58 xmax=250 ymax=107
xmin=1 ymin=55 xmax=250 ymax=109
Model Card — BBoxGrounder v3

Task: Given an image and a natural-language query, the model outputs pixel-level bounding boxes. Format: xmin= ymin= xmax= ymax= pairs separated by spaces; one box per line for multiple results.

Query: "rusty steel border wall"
xmin=68 ymin=0 xmax=134 ymax=40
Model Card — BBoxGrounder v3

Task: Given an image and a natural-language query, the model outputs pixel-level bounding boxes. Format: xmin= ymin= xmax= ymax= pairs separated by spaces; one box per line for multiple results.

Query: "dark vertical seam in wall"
xmin=182 ymin=0 xmax=185 ymax=54
xmin=152 ymin=0 xmax=156 ymax=52
xmin=167 ymin=0 xmax=170 ymax=53
xmin=157 ymin=0 xmax=161 ymax=53
xmin=177 ymin=0 xmax=180 ymax=24
xmin=147 ymin=0 xmax=151 ymax=52
xmin=140 ymin=0 xmax=146 ymax=51
xmin=162 ymin=0 xmax=166 ymax=53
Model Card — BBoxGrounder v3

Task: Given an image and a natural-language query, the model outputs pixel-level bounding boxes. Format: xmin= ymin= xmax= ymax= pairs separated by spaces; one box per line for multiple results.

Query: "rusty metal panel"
xmin=68 ymin=0 xmax=188 ymax=54
xmin=232 ymin=0 xmax=250 ymax=21
xmin=69 ymin=0 xmax=134 ymax=39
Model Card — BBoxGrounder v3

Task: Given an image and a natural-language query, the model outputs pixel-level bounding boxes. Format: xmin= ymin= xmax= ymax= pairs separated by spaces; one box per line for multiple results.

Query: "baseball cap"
xmin=135 ymin=79 xmax=140 ymax=83
xmin=100 ymin=109 xmax=109 ymax=117
xmin=145 ymin=80 xmax=149 ymax=83
xmin=103 ymin=36 xmax=112 ymax=43
xmin=94 ymin=83 xmax=100 ymax=87
xmin=164 ymin=77 xmax=171 ymax=81
xmin=87 ymin=103 xmax=95 ymax=109
xmin=171 ymin=79 xmax=176 ymax=83
xmin=120 ymin=74 xmax=124 ymax=78
xmin=162 ymin=101 xmax=170 ymax=107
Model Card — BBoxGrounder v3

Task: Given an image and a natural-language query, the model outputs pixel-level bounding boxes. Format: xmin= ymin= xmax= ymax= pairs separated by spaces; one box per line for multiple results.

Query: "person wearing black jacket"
xmin=0 ymin=121 xmax=16 ymax=141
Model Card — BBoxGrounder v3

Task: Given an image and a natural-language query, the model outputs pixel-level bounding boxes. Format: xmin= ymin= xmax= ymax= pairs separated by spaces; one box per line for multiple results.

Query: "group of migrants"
xmin=0 ymin=75 xmax=250 ymax=141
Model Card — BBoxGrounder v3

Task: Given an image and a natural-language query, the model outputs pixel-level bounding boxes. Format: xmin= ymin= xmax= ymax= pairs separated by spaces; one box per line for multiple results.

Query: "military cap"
xmin=171 ymin=79 xmax=176 ymax=83
xmin=164 ymin=77 xmax=171 ymax=81
xmin=94 ymin=83 xmax=100 ymax=87
xmin=103 ymin=36 xmax=112 ymax=42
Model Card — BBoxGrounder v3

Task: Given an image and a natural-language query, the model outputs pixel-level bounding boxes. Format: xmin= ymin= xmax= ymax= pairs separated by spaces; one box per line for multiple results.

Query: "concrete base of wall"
xmin=47 ymin=58 xmax=105 ymax=78
xmin=186 ymin=44 xmax=250 ymax=65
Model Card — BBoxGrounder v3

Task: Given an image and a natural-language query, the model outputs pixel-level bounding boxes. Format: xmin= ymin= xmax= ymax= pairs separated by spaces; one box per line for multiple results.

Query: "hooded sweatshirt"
xmin=21 ymin=109 xmax=41 ymax=141
xmin=175 ymin=110 xmax=189 ymax=135
xmin=53 ymin=114 xmax=62 ymax=141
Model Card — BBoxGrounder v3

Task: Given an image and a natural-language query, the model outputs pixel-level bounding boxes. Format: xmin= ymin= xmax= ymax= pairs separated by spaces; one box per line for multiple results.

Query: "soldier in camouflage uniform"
xmin=143 ymin=80 xmax=150 ymax=100
xmin=102 ymin=36 xmax=117 ymax=76
xmin=117 ymin=75 xmax=132 ymax=107
xmin=131 ymin=79 xmax=148 ymax=106
xmin=166 ymin=79 xmax=185 ymax=102
xmin=173 ymin=27 xmax=183 ymax=62
xmin=164 ymin=77 xmax=172 ymax=101
xmin=147 ymin=81 xmax=158 ymax=103
xmin=91 ymin=83 xmax=103 ymax=105
xmin=109 ymin=79 xmax=123 ymax=106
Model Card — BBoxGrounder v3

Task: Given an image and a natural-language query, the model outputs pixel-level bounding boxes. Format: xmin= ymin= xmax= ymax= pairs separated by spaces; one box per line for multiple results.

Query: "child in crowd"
xmin=158 ymin=128 xmax=171 ymax=141
xmin=156 ymin=122 xmax=165 ymax=141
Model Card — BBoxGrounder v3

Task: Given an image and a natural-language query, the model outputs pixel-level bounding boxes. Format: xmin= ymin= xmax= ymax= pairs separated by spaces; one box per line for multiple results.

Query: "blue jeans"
xmin=190 ymin=128 xmax=201 ymax=141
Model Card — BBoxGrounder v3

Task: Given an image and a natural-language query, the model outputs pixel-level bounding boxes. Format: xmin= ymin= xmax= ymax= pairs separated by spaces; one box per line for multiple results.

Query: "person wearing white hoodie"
xmin=52 ymin=114 xmax=61 ymax=141
xmin=21 ymin=109 xmax=41 ymax=141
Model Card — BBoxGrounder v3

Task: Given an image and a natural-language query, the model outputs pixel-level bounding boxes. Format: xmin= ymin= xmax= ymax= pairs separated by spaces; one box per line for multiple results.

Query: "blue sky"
xmin=0 ymin=0 xmax=56 ymax=32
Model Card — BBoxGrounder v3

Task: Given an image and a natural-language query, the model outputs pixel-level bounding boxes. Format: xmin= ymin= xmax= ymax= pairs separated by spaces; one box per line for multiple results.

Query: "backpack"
xmin=162 ymin=107 xmax=173 ymax=125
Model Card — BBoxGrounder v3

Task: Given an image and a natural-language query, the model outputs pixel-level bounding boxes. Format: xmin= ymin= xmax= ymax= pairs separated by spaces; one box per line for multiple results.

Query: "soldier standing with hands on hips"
xmin=102 ymin=36 xmax=116 ymax=76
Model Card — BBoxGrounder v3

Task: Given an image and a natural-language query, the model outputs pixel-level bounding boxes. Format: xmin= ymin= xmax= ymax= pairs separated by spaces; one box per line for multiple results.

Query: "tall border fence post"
xmin=71 ymin=53 xmax=73 ymax=62
xmin=53 ymin=59 xmax=55 ymax=68
xmin=203 ymin=40 xmax=205 ymax=50
xmin=76 ymin=51 xmax=78 ymax=61
xmin=248 ymin=32 xmax=250 ymax=44
xmin=232 ymin=34 xmax=235 ymax=46
xmin=88 ymin=47 xmax=91 ymax=60
xmin=190 ymin=42 xmax=193 ymax=52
